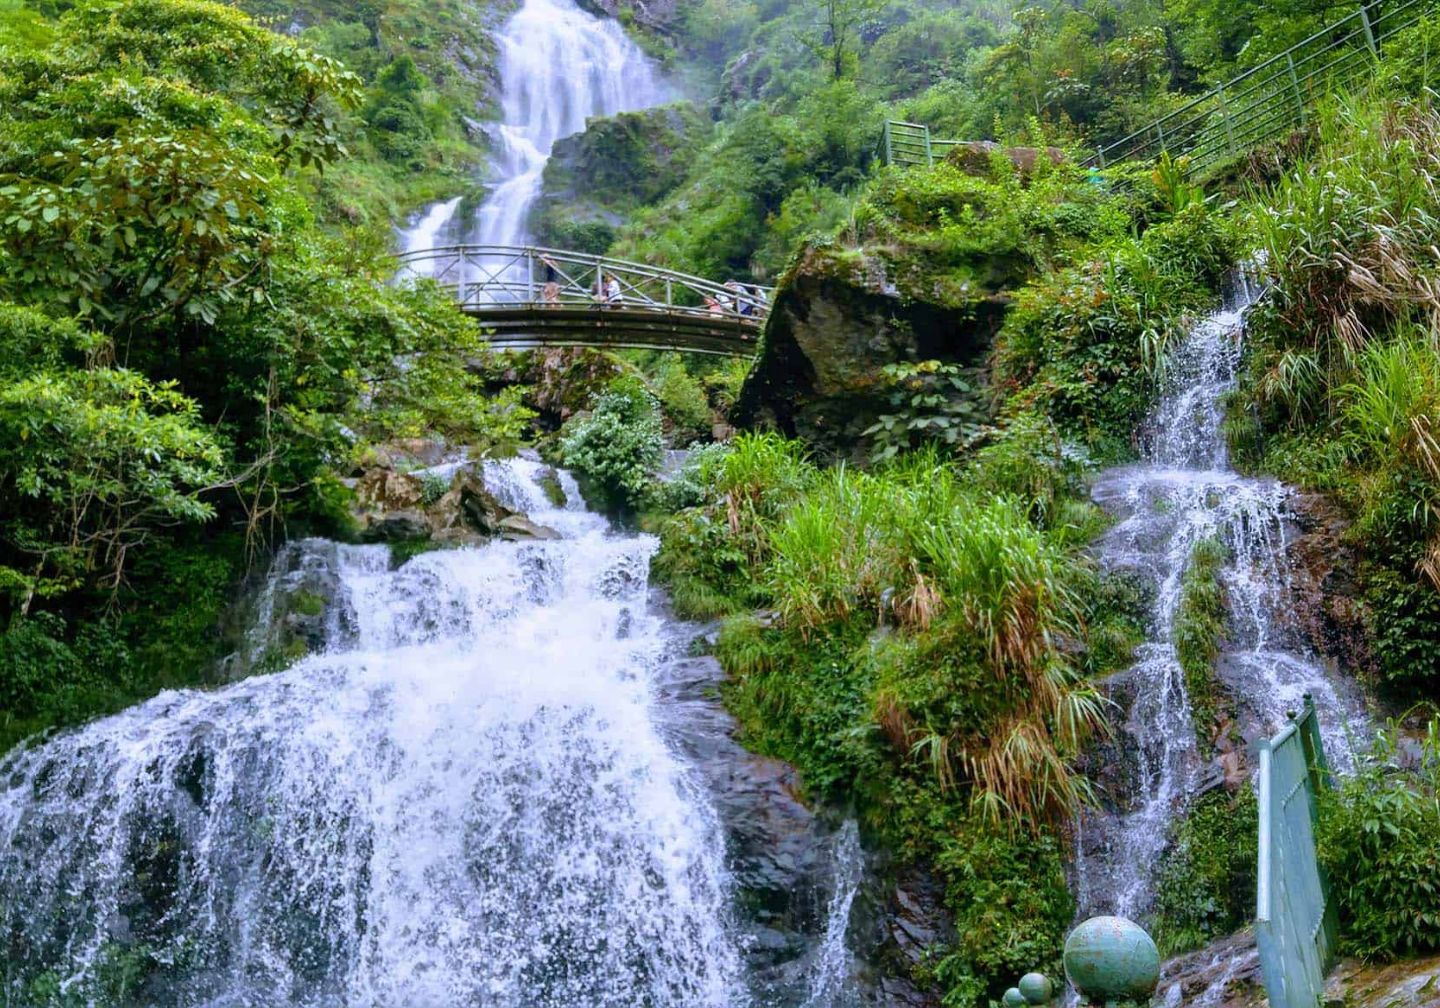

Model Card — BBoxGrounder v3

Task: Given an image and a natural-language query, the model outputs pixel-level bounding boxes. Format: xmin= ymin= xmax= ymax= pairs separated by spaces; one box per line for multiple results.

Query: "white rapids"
xmin=0 ymin=461 xmax=745 ymax=1007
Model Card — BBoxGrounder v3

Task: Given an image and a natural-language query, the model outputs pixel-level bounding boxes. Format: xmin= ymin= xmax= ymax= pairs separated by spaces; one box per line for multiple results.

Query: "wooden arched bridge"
xmin=396 ymin=245 xmax=772 ymax=356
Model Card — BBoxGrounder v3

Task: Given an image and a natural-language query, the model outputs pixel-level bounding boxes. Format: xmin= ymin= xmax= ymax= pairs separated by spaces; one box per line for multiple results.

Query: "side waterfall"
xmin=0 ymin=460 xmax=873 ymax=1007
xmin=400 ymin=0 xmax=669 ymax=273
xmin=1077 ymin=272 xmax=1365 ymax=920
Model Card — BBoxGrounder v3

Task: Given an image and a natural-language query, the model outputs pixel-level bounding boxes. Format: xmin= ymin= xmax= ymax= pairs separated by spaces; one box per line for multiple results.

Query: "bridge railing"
xmin=396 ymin=245 xmax=773 ymax=323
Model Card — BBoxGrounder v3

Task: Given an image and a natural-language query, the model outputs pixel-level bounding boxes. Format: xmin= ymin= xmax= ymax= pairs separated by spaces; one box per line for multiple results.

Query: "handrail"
xmin=396 ymin=244 xmax=773 ymax=324
xmin=1087 ymin=0 xmax=1436 ymax=171
xmin=884 ymin=0 xmax=1438 ymax=174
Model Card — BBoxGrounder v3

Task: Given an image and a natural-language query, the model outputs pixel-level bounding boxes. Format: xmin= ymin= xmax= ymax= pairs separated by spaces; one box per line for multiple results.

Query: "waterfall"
xmin=399 ymin=0 xmax=670 ymax=280
xmin=1078 ymin=272 xmax=1365 ymax=920
xmin=0 ymin=462 xmax=748 ymax=1006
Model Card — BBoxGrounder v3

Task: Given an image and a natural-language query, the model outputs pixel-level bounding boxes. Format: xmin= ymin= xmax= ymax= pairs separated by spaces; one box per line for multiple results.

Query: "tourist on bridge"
xmin=604 ymin=274 xmax=622 ymax=305
xmin=539 ymin=255 xmax=560 ymax=305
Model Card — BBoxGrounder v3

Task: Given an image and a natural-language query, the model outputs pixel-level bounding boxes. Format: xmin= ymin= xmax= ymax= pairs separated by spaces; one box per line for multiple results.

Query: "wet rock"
xmin=362 ymin=511 xmax=431 ymax=544
xmin=355 ymin=467 xmax=424 ymax=512
xmin=571 ymin=0 xmax=679 ymax=31
xmin=1286 ymin=491 xmax=1378 ymax=681
xmin=456 ymin=471 xmax=517 ymax=536
xmin=497 ymin=514 xmax=562 ymax=540
xmin=734 ymin=244 xmax=1004 ymax=458
xmin=1159 ymin=930 xmax=1264 ymax=1008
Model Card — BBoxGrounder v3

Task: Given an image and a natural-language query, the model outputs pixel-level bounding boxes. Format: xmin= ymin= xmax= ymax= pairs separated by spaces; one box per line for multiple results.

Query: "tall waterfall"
xmin=0 ymin=463 xmax=749 ymax=1006
xmin=399 ymin=0 xmax=669 ymax=274
xmin=1077 ymin=273 xmax=1365 ymax=920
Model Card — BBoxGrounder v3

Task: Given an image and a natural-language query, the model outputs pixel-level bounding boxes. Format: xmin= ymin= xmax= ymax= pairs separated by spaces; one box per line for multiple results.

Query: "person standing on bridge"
xmin=540 ymin=255 xmax=560 ymax=305
xmin=604 ymin=274 xmax=622 ymax=305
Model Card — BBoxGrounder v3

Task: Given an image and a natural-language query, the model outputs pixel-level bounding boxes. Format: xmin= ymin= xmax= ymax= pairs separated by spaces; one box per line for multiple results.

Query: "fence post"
xmin=884 ymin=121 xmax=894 ymax=166
xmin=525 ymin=249 xmax=534 ymax=304
xmin=1286 ymin=53 xmax=1306 ymax=125
xmin=1216 ymin=84 xmax=1238 ymax=155
xmin=923 ymin=125 xmax=934 ymax=167
xmin=1357 ymin=3 xmax=1380 ymax=57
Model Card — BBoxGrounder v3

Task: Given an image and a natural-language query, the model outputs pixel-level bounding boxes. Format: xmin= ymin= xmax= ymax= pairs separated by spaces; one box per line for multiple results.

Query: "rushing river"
xmin=0 ymin=460 xmax=873 ymax=1006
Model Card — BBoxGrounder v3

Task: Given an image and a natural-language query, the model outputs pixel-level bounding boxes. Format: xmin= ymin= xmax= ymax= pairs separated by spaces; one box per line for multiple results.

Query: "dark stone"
xmin=455 ymin=471 xmax=516 ymax=536
xmin=734 ymin=244 xmax=1005 ymax=458
xmin=571 ymin=0 xmax=679 ymax=32
xmin=530 ymin=103 xmax=708 ymax=249
xmin=363 ymin=511 xmax=431 ymax=543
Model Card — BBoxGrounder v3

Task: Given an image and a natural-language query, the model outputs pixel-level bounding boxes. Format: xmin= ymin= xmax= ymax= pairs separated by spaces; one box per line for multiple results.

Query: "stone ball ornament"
xmin=1062 ymin=915 xmax=1160 ymax=1005
xmin=1002 ymin=987 xmax=1028 ymax=1008
xmin=1019 ymin=971 xmax=1054 ymax=1005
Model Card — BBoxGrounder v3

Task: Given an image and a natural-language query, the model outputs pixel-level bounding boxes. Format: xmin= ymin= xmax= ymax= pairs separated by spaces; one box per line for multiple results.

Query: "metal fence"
xmin=1090 ymin=0 xmax=1438 ymax=171
xmin=885 ymin=0 xmax=1439 ymax=175
xmin=1256 ymin=695 xmax=1339 ymax=1008
xmin=395 ymin=244 xmax=773 ymax=322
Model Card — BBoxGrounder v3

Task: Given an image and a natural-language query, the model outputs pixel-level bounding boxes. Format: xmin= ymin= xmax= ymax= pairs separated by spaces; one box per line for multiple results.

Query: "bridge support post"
xmin=1286 ymin=53 xmax=1305 ymax=124
xmin=1216 ymin=84 xmax=1237 ymax=155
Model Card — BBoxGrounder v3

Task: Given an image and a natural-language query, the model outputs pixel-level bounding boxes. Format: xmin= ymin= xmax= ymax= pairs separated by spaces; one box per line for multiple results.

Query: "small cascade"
xmin=1078 ymin=271 xmax=1365 ymax=921
xmin=802 ymin=822 xmax=865 ymax=1008
xmin=398 ymin=0 xmax=670 ymax=282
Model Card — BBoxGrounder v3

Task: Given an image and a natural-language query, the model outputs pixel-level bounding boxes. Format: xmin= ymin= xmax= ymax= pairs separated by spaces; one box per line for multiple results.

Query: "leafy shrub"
xmin=1318 ymin=716 xmax=1440 ymax=959
xmin=863 ymin=361 xmax=986 ymax=463
xmin=558 ymin=375 xmax=663 ymax=513
xmin=653 ymin=362 xmax=712 ymax=445
xmin=1152 ymin=786 xmax=1259 ymax=955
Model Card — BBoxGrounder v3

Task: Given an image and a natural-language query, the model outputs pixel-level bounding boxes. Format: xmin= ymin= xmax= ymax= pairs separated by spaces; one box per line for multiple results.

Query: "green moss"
xmin=1174 ymin=536 xmax=1230 ymax=747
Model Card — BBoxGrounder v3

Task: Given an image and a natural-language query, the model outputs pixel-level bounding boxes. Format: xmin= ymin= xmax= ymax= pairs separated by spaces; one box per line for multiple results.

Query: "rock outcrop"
xmin=734 ymin=243 xmax=1005 ymax=456
xmin=354 ymin=465 xmax=559 ymax=546
xmin=529 ymin=103 xmax=707 ymax=251
xmin=572 ymin=0 xmax=679 ymax=32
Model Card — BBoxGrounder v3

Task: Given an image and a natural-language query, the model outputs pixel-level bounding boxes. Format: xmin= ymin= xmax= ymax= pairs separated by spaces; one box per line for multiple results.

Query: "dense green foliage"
xmin=1151 ymin=786 xmax=1258 ymax=956
xmin=1174 ymin=537 xmax=1229 ymax=743
xmin=558 ymin=375 xmax=665 ymax=513
xmin=0 ymin=0 xmax=491 ymax=746
xmin=1318 ymin=716 xmax=1440 ymax=959
xmin=655 ymin=428 xmax=1142 ymax=1003
xmin=1234 ymin=93 xmax=1440 ymax=692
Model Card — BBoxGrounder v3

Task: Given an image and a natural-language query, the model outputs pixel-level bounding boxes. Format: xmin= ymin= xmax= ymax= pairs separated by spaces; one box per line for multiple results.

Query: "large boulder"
xmin=572 ymin=0 xmax=679 ymax=32
xmin=734 ymin=244 xmax=1005 ymax=456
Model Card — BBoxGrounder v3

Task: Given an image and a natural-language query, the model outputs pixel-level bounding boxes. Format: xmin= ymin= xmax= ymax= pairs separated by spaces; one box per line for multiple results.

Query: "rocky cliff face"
xmin=573 ymin=0 xmax=680 ymax=33
xmin=734 ymin=243 xmax=1008 ymax=456
xmin=530 ymin=103 xmax=708 ymax=252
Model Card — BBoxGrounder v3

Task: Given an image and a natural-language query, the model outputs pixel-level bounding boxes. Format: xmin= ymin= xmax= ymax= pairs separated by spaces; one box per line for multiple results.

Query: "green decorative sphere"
xmin=1002 ymin=987 xmax=1027 ymax=1008
xmin=1019 ymin=972 xmax=1054 ymax=1005
xmin=1063 ymin=916 xmax=1160 ymax=1004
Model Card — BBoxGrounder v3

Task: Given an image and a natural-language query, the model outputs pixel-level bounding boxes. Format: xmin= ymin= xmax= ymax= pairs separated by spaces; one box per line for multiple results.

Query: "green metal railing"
xmin=885 ymin=0 xmax=1439 ymax=174
xmin=1256 ymin=695 xmax=1339 ymax=1008
xmin=1089 ymin=0 xmax=1438 ymax=171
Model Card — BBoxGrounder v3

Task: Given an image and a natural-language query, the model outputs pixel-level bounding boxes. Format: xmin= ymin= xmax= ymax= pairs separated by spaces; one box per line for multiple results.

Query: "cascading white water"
xmin=802 ymin=822 xmax=864 ymax=1008
xmin=1078 ymin=272 xmax=1365 ymax=921
xmin=399 ymin=0 xmax=669 ymax=280
xmin=0 ymin=462 xmax=749 ymax=1007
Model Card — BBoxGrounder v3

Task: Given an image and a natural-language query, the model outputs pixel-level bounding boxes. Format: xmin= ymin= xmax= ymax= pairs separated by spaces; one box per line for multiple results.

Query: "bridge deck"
xmin=397 ymin=244 xmax=770 ymax=357
xmin=466 ymin=304 xmax=762 ymax=356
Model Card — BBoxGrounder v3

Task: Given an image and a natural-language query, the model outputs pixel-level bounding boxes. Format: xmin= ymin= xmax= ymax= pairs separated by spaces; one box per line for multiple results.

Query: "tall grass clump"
xmin=1241 ymin=92 xmax=1440 ymax=690
xmin=1173 ymin=537 xmax=1229 ymax=745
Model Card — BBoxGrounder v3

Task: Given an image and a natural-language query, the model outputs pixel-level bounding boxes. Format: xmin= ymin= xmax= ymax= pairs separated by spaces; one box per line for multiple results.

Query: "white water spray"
xmin=0 ymin=462 xmax=747 ymax=1006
